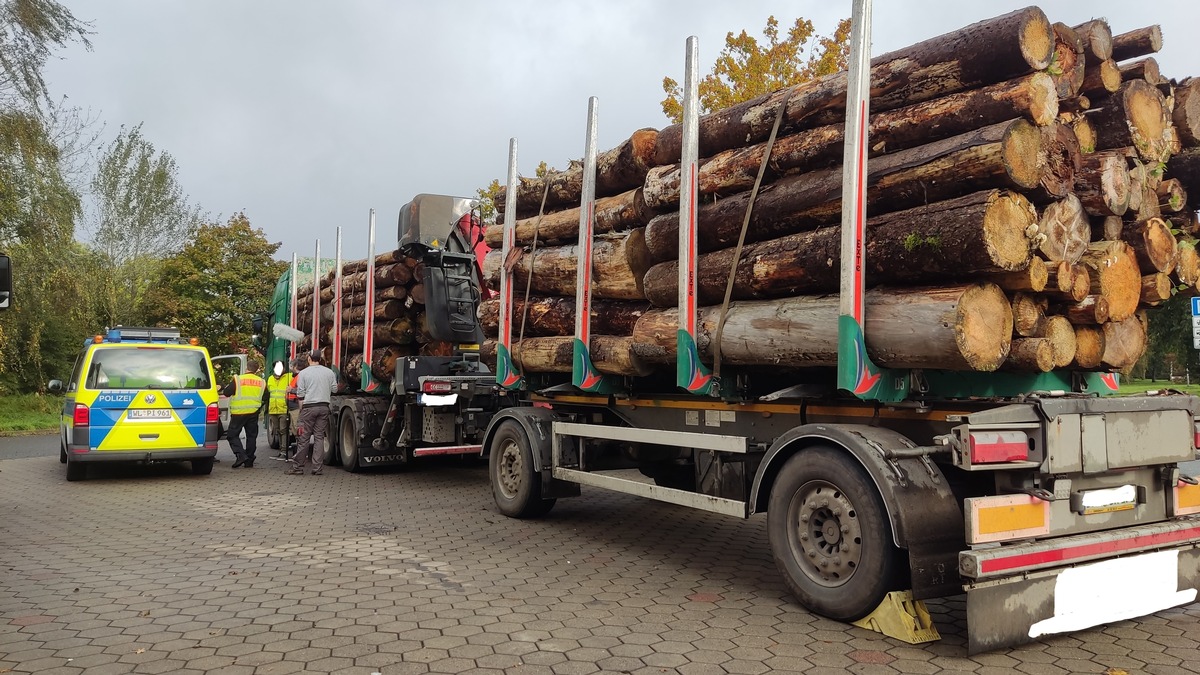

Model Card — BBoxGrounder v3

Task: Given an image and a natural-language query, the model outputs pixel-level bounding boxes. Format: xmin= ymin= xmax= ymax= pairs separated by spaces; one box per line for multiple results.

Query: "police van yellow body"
xmin=52 ymin=327 xmax=221 ymax=481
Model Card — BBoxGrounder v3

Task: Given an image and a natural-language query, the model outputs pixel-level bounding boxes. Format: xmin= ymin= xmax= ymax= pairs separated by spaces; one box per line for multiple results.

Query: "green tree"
xmin=0 ymin=0 xmax=91 ymax=110
xmin=89 ymin=123 xmax=204 ymax=326
xmin=477 ymin=160 xmax=554 ymax=225
xmin=1144 ymin=290 xmax=1195 ymax=381
xmin=660 ymin=16 xmax=852 ymax=123
xmin=142 ymin=213 xmax=286 ymax=357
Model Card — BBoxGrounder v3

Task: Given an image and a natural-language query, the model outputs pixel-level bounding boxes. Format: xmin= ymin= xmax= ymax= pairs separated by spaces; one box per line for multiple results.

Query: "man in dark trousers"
xmin=223 ymin=360 xmax=268 ymax=468
xmin=286 ymin=351 xmax=338 ymax=475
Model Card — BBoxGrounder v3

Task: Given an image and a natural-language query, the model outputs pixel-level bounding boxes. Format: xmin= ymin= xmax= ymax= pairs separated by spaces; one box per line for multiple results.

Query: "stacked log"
xmin=482 ymin=7 xmax=1191 ymax=379
xmin=294 ymin=252 xmax=448 ymax=383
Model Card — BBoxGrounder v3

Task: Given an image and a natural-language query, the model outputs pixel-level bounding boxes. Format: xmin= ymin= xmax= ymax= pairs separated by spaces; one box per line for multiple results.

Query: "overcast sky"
xmin=43 ymin=1 xmax=1200 ymax=262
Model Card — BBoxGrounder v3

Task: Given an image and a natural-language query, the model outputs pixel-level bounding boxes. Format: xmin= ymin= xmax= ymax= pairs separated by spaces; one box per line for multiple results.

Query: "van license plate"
xmin=128 ymin=409 xmax=172 ymax=420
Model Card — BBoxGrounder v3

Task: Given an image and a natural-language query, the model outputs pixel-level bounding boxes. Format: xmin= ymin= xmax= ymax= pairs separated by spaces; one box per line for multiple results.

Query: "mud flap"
xmin=851 ymin=591 xmax=940 ymax=644
xmin=966 ymin=547 xmax=1200 ymax=653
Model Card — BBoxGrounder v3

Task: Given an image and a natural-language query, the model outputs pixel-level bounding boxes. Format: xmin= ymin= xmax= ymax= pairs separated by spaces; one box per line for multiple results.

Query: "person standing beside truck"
xmin=286 ymin=352 xmax=337 ymax=476
xmin=265 ymin=360 xmax=292 ymax=455
xmin=223 ymin=360 xmax=268 ymax=468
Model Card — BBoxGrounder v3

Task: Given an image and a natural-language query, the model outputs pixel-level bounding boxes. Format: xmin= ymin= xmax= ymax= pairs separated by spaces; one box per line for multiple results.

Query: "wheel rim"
xmin=495 ymin=438 xmax=524 ymax=500
xmin=788 ymin=479 xmax=863 ymax=588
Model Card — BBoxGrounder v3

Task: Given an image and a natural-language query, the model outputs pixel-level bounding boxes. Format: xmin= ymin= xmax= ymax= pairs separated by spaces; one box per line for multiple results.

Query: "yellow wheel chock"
xmin=851 ymin=590 xmax=941 ymax=644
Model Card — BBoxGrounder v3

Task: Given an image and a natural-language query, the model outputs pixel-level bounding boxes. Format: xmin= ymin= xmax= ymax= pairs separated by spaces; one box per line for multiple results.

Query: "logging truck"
xmin=477 ymin=2 xmax=1200 ymax=653
xmin=257 ymin=194 xmax=513 ymax=471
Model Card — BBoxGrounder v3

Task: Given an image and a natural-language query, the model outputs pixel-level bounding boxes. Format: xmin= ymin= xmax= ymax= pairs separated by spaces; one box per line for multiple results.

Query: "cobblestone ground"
xmin=2 ymin=451 xmax=1200 ymax=675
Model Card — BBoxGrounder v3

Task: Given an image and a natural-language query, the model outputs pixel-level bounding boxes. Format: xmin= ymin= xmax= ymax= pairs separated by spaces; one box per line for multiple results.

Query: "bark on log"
xmin=332 ymin=299 xmax=412 ymax=324
xmin=1036 ymin=194 xmax=1090 ymax=264
xmin=1122 ymin=217 xmax=1178 ymax=274
xmin=1128 ymin=159 xmax=1146 ymax=212
xmin=1120 ymin=57 xmax=1163 ymax=86
xmin=1111 ymin=26 xmax=1163 ymax=62
xmin=336 ymin=318 xmax=419 ymax=350
xmin=480 ymin=336 xmax=652 ymax=376
xmin=1082 ymin=240 xmax=1143 ymax=321
xmin=1173 ymin=79 xmax=1200 ymax=148
xmin=642 ymin=190 xmax=1036 ymax=307
xmin=1081 ymin=59 xmax=1122 ymax=98
xmin=1012 ymin=293 xmax=1046 ymax=337
xmin=979 ymin=256 xmax=1048 ymax=292
xmin=483 ymin=188 xmax=651 ymax=248
xmin=1061 ymin=295 xmax=1110 ymax=324
xmin=1167 ymin=211 xmax=1200 ymax=237
xmin=1050 ymin=23 xmax=1086 ymax=99
xmin=1086 ymin=79 xmax=1172 ymax=163
xmin=1033 ymin=315 xmax=1077 ymax=368
xmin=342 ymin=346 xmax=414 ymax=384
xmin=477 ymin=296 xmax=651 ymax=339
xmin=336 ymin=250 xmax=410 ymax=277
xmin=319 ymin=286 xmax=409 ymax=314
xmin=480 ymin=229 xmax=651 ymax=301
xmin=1006 ymin=338 xmax=1054 ymax=372
xmin=1029 ymin=122 xmax=1082 ymax=203
xmin=1157 ymin=179 xmax=1187 ymax=213
xmin=496 ymin=129 xmax=658 ymax=217
xmin=1141 ymin=272 xmax=1173 ymax=305
xmin=1094 ymin=215 xmax=1126 ymax=242
xmin=1072 ymin=325 xmax=1106 ymax=369
xmin=1059 ymin=96 xmax=1092 ymax=115
xmin=1101 ymin=314 xmax=1148 ymax=370
xmin=643 ymin=120 xmax=1045 ymax=261
xmin=1044 ymin=261 xmax=1075 ymax=298
xmin=1167 ymin=147 xmax=1200 ymax=200
xmin=652 ymin=7 xmax=1053 ymax=165
xmin=1074 ymin=150 xmax=1131 ymax=217
xmin=630 ymin=283 xmax=1013 ymax=372
xmin=1073 ymin=19 xmax=1113 ymax=65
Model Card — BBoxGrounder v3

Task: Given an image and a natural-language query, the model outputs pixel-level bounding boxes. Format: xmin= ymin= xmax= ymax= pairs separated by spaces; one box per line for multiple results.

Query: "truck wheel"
xmin=767 ymin=446 xmax=900 ymax=622
xmin=321 ymin=426 xmax=338 ymax=467
xmin=191 ymin=457 xmax=214 ymax=475
xmin=59 ymin=438 xmax=67 ymax=464
xmin=339 ymin=412 xmax=361 ymax=473
xmin=489 ymin=420 xmax=555 ymax=518
xmin=65 ymin=458 xmax=86 ymax=482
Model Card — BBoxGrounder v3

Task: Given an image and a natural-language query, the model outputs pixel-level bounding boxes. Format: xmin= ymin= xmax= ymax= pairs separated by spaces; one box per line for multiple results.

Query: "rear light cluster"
xmin=1193 ymin=420 xmax=1200 ymax=451
xmin=422 ymin=380 xmax=454 ymax=394
xmin=73 ymin=404 xmax=89 ymax=426
xmin=206 ymin=403 xmax=220 ymax=424
xmin=969 ymin=430 xmax=1031 ymax=464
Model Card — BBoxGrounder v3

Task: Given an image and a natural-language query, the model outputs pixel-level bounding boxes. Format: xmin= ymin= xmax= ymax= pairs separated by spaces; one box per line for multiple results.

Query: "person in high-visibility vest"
xmin=222 ymin=360 xmax=267 ymax=468
xmin=265 ymin=360 xmax=293 ymax=455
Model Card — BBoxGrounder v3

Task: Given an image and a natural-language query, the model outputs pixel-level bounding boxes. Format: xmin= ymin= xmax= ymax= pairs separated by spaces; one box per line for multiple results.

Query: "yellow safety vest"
xmin=266 ymin=373 xmax=292 ymax=415
xmin=230 ymin=374 xmax=266 ymax=416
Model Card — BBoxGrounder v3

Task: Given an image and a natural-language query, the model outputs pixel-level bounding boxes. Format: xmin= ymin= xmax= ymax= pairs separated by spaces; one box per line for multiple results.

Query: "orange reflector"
xmin=1172 ymin=481 xmax=1200 ymax=517
xmin=93 ymin=334 xmax=103 ymax=343
xmin=966 ymin=494 xmax=1050 ymax=544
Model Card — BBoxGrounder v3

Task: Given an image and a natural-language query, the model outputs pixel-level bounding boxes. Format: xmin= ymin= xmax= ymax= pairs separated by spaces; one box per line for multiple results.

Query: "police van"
xmin=49 ymin=327 xmax=237 ymax=481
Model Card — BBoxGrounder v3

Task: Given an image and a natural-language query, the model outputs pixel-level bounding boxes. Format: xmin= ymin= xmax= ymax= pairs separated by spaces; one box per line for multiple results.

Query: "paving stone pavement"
xmin=3 ymin=447 xmax=1200 ymax=675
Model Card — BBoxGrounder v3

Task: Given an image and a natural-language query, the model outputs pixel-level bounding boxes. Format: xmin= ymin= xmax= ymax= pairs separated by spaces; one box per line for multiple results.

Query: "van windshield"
xmin=85 ymin=347 xmax=212 ymax=390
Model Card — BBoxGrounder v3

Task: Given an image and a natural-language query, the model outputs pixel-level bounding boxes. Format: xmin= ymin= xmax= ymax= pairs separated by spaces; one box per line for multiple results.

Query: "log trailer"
xmin=480 ymin=1 xmax=1200 ymax=653
xmin=258 ymin=195 xmax=512 ymax=471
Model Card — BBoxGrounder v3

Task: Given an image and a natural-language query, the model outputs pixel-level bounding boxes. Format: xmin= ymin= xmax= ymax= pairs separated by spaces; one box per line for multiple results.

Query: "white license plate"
xmin=128 ymin=409 xmax=172 ymax=420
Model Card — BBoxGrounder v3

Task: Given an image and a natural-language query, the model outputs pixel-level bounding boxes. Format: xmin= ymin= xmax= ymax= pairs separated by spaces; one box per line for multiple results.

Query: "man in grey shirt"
xmin=285 ymin=351 xmax=338 ymax=475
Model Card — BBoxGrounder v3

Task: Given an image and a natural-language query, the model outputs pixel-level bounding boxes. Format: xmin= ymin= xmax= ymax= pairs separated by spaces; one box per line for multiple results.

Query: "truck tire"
xmin=60 ymin=438 xmax=67 ymax=464
xmin=191 ymin=457 xmax=214 ymax=475
xmin=339 ymin=412 xmax=361 ymax=473
xmin=489 ymin=419 xmax=555 ymax=518
xmin=65 ymin=458 xmax=86 ymax=482
xmin=321 ymin=427 xmax=338 ymax=467
xmin=766 ymin=446 xmax=901 ymax=622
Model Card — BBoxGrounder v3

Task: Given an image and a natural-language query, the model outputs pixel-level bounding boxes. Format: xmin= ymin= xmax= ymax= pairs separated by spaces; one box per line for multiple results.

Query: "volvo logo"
xmin=144 ymin=393 xmax=157 ymax=404
xmin=363 ymin=455 xmax=405 ymax=463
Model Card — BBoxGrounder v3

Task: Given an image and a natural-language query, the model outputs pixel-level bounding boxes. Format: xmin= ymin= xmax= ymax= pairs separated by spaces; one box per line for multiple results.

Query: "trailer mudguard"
xmin=483 ymin=407 xmax=581 ymax=499
xmin=750 ymin=423 xmax=964 ymax=600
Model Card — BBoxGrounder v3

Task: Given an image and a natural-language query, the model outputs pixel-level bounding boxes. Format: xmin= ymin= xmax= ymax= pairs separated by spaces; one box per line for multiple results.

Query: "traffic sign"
xmin=1193 ymin=316 xmax=1200 ymax=350
xmin=1193 ymin=296 xmax=1200 ymax=316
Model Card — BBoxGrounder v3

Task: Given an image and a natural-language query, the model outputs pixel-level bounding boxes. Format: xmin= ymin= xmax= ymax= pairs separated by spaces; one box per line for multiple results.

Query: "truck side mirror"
xmin=252 ymin=315 xmax=264 ymax=336
xmin=0 ymin=254 xmax=11 ymax=311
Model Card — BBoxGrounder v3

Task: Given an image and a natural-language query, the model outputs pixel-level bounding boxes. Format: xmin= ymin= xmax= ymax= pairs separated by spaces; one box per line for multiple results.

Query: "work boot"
xmin=232 ymin=457 xmax=246 ymax=468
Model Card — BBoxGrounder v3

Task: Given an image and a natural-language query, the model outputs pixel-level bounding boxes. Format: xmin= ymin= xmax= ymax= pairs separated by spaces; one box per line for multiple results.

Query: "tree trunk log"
xmin=483 ymin=188 xmax=650 ymax=248
xmin=480 ymin=229 xmax=651 ymax=301
xmin=1122 ymin=217 xmax=1178 ymax=274
xmin=1128 ymin=159 xmax=1147 ymax=212
xmin=1061 ymin=295 xmax=1110 ymax=324
xmin=1043 ymin=260 xmax=1078 ymax=300
xmin=336 ymin=317 xmax=419 ymax=350
xmin=1075 ymin=150 xmax=1131 ymax=217
xmin=643 ymin=120 xmax=1045 ymax=262
xmin=1176 ymin=242 xmax=1200 ymax=286
xmin=1101 ymin=314 xmax=1148 ymax=370
xmin=1157 ymin=179 xmax=1187 ymax=213
xmin=1036 ymin=194 xmax=1090 ymax=264
xmin=630 ymin=283 xmax=1013 ymax=372
xmin=1028 ymin=122 xmax=1082 ymax=203
xmin=642 ymin=73 xmax=1058 ymax=211
xmin=1141 ymin=272 xmax=1172 ymax=305
xmin=1120 ymin=57 xmax=1163 ymax=86
xmin=979 ymin=256 xmax=1048 ymax=292
xmin=1033 ymin=315 xmax=1077 ymax=368
xmin=652 ymin=7 xmax=1053 ymax=165
xmin=480 ymin=336 xmax=652 ymax=377
xmin=1087 ymin=79 xmax=1172 ymax=163
xmin=336 ymin=250 xmax=412 ymax=277
xmin=1072 ymin=325 xmax=1106 ymax=369
xmin=1012 ymin=293 xmax=1046 ymax=337
xmin=1069 ymin=114 xmax=1097 ymax=154
xmin=1082 ymin=240 xmax=1142 ymax=321
xmin=1172 ymin=78 xmax=1200 ymax=148
xmin=1073 ymin=19 xmax=1113 ymax=65
xmin=1081 ymin=59 xmax=1122 ymax=98
xmin=496 ymin=129 xmax=658 ymax=218
xmin=642 ymin=190 xmax=1036 ymax=307
xmin=319 ymin=284 xmax=408 ymax=308
xmin=1111 ymin=26 xmax=1163 ymax=62
xmin=1093 ymin=215 xmax=1126 ymax=242
xmin=1006 ymin=338 xmax=1055 ymax=372
xmin=1050 ymin=23 xmax=1086 ymax=99
xmin=476 ymin=296 xmax=651 ymax=339
xmin=1167 ymin=147 xmax=1200 ymax=200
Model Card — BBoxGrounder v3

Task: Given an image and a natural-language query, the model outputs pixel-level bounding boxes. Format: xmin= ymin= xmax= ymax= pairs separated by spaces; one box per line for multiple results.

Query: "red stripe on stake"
xmin=980 ymin=524 xmax=1200 ymax=575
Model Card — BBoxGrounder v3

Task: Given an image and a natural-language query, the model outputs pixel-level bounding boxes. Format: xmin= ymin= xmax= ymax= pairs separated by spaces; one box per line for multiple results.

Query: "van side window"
xmin=67 ymin=353 xmax=84 ymax=393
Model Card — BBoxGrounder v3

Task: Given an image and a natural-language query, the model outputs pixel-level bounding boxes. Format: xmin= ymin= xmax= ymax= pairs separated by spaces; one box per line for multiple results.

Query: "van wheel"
xmin=340 ymin=412 xmax=361 ymax=473
xmin=767 ymin=446 xmax=901 ymax=622
xmin=191 ymin=458 xmax=214 ymax=475
xmin=66 ymin=459 xmax=86 ymax=482
xmin=489 ymin=420 xmax=554 ymax=518
xmin=59 ymin=439 xmax=67 ymax=464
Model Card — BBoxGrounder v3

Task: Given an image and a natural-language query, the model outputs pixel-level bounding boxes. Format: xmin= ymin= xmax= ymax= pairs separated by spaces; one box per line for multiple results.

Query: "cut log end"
xmin=1073 ymin=325 xmax=1106 ymax=369
xmin=1035 ymin=315 xmax=1078 ymax=368
xmin=1007 ymin=338 xmax=1055 ymax=372
xmin=1003 ymin=119 xmax=1047 ymax=190
xmin=1020 ymin=9 xmax=1056 ymax=71
xmin=955 ymin=283 xmax=1014 ymax=371
xmin=986 ymin=191 xmax=1040 ymax=270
